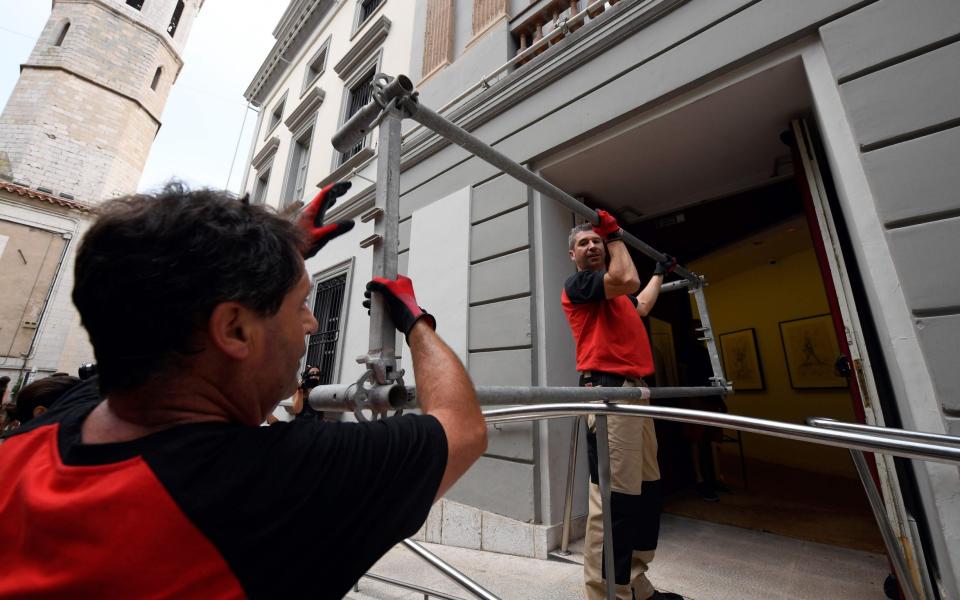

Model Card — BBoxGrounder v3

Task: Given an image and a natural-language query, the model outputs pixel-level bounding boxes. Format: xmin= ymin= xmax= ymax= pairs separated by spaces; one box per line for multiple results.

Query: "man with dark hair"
xmin=10 ymin=375 xmax=82 ymax=426
xmin=562 ymin=211 xmax=680 ymax=600
xmin=0 ymin=182 xmax=487 ymax=599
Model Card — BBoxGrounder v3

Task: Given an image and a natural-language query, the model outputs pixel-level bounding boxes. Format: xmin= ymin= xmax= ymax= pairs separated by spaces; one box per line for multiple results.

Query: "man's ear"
xmin=569 ymin=248 xmax=576 ymax=261
xmin=208 ymin=302 xmax=255 ymax=360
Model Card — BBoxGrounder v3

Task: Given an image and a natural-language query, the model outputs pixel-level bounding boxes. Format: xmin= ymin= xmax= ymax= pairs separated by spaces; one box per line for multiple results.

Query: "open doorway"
xmin=539 ymin=57 xmax=884 ymax=554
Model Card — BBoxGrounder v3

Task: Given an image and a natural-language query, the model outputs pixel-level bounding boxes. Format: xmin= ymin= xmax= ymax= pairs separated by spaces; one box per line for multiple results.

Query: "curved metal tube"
xmin=808 ymin=417 xmax=960 ymax=447
xmin=402 ymin=540 xmax=499 ymax=600
xmin=481 ymin=403 xmax=960 ymax=464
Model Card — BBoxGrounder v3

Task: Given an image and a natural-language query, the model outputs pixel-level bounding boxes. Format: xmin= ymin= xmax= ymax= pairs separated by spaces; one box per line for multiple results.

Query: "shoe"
xmin=648 ymin=592 xmax=684 ymax=600
xmin=696 ymin=482 xmax=719 ymax=502
xmin=712 ymin=480 xmax=731 ymax=493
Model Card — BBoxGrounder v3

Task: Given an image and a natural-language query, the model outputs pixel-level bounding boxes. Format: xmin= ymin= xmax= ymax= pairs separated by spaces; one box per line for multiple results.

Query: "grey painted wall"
xmin=820 ymin=3 xmax=960 ymax=590
xmin=821 ymin=0 xmax=960 ymax=424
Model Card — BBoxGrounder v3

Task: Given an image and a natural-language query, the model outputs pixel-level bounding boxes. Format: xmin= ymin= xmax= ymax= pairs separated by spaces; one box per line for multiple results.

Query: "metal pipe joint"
xmin=331 ymin=74 xmax=416 ymax=153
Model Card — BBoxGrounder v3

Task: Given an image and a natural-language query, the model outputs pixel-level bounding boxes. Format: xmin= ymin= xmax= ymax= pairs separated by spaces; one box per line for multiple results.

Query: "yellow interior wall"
xmin=690 ymin=246 xmax=858 ymax=478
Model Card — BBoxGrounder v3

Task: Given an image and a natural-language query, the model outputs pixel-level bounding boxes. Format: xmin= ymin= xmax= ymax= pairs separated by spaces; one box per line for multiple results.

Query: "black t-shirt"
xmin=0 ymin=380 xmax=448 ymax=599
xmin=564 ymin=270 xmax=638 ymax=307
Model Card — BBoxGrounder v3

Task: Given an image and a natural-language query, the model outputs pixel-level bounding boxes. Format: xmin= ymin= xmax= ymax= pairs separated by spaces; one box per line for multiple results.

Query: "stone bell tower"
xmin=0 ymin=0 xmax=203 ymax=203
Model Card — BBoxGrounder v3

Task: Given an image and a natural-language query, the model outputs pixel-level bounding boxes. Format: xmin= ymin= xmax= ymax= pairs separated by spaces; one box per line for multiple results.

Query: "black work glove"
xmin=363 ymin=275 xmax=437 ymax=339
xmin=654 ymin=254 xmax=677 ymax=276
xmin=297 ymin=181 xmax=355 ymax=259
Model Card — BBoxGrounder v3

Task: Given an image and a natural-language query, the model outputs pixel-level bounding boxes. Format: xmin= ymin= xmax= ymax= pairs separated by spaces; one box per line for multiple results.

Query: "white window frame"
xmin=252 ymin=166 xmax=272 ymax=205
xmin=334 ymin=51 xmax=382 ymax=168
xmin=304 ymin=258 xmax=355 ymax=386
xmin=281 ymin=118 xmax=316 ymax=208
xmin=302 ymin=37 xmax=332 ymax=96
xmin=352 ymin=0 xmax=387 ymax=37
xmin=264 ymin=91 xmax=288 ymax=140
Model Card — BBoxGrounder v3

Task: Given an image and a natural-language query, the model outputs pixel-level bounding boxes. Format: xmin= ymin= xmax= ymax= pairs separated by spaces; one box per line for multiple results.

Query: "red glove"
xmin=363 ymin=275 xmax=436 ymax=339
xmin=654 ymin=254 xmax=677 ymax=276
xmin=297 ymin=181 xmax=355 ymax=259
xmin=592 ymin=209 xmax=620 ymax=240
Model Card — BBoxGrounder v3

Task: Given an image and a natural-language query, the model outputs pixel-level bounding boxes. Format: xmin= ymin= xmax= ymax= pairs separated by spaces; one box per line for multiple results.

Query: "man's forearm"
xmin=407 ymin=321 xmax=487 ymax=499
xmin=636 ymin=274 xmax=663 ymax=316
xmin=606 ymin=240 xmax=639 ymax=285
xmin=408 ymin=322 xmax=478 ymax=418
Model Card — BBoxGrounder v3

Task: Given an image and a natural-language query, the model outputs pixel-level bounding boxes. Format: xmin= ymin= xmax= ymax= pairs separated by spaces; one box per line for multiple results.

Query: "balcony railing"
xmin=511 ymin=0 xmax=622 ymax=65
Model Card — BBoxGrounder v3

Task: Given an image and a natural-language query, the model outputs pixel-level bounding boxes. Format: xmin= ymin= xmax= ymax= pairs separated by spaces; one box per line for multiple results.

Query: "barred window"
xmin=339 ymin=70 xmax=375 ymax=165
xmin=306 ymin=274 xmax=348 ymax=385
xmin=357 ymin=0 xmax=385 ymax=28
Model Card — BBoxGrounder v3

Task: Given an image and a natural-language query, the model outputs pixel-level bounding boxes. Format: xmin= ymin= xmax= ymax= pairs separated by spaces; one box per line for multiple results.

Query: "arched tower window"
xmin=54 ymin=21 xmax=70 ymax=47
xmin=151 ymin=66 xmax=163 ymax=91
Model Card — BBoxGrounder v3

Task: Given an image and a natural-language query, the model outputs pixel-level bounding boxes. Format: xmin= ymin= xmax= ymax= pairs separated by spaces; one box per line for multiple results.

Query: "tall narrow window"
xmin=252 ymin=168 xmax=271 ymax=204
xmin=302 ymin=40 xmax=330 ymax=94
xmin=167 ymin=0 xmax=185 ymax=37
xmin=266 ymin=95 xmax=286 ymax=136
xmin=126 ymin=0 xmax=145 ymax=10
xmin=150 ymin=66 xmax=162 ymax=91
xmin=339 ymin=70 xmax=374 ymax=165
xmin=306 ymin=273 xmax=348 ymax=384
xmin=284 ymin=127 xmax=313 ymax=207
xmin=54 ymin=21 xmax=70 ymax=47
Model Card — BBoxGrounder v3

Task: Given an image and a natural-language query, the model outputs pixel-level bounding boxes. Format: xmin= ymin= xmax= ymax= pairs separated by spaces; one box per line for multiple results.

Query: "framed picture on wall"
xmin=778 ymin=314 xmax=846 ymax=389
xmin=718 ymin=328 xmax=764 ymax=391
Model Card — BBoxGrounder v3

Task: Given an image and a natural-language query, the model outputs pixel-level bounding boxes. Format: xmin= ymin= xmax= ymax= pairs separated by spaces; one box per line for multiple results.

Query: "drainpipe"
xmin=15 ymin=228 xmax=76 ymax=386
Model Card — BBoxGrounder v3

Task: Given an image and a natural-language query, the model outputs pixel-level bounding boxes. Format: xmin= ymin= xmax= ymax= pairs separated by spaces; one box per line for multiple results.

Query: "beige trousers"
xmin=584 ymin=379 xmax=660 ymax=600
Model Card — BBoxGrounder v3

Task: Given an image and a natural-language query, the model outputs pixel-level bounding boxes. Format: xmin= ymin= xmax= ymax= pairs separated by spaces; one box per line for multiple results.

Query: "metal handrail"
xmin=357 ymin=404 xmax=960 ymax=600
xmin=482 ymin=403 xmax=960 ymax=464
xmin=808 ymin=417 xmax=960 ymax=447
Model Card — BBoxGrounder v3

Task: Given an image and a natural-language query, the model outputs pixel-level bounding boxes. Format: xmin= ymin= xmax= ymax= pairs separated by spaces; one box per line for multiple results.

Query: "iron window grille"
xmin=339 ymin=70 xmax=375 ymax=165
xmin=357 ymin=0 xmax=385 ymax=27
xmin=306 ymin=273 xmax=347 ymax=385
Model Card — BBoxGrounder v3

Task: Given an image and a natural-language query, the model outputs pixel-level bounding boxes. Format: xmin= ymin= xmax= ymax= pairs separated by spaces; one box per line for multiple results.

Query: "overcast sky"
xmin=0 ymin=0 xmax=288 ymax=195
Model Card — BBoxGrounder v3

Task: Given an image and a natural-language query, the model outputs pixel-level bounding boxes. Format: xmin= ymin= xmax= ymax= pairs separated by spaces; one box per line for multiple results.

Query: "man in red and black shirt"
xmin=562 ymin=210 xmax=680 ymax=600
xmin=0 ymin=182 xmax=487 ymax=599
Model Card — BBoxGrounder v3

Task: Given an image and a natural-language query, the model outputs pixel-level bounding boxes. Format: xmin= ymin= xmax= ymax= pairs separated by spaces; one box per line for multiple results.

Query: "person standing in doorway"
xmin=562 ymin=210 xmax=680 ymax=600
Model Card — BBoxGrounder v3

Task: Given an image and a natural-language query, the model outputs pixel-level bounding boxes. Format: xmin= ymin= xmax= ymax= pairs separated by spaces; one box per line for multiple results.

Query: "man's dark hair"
xmin=14 ymin=376 xmax=81 ymax=423
xmin=73 ymin=182 xmax=304 ymax=394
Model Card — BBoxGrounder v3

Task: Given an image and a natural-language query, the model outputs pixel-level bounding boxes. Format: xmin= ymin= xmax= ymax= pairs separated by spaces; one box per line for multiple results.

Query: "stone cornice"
xmin=251 ymin=136 xmax=280 ymax=171
xmin=334 ymin=15 xmax=391 ymax=79
xmin=245 ymin=0 xmax=337 ymax=106
xmin=285 ymin=86 xmax=326 ymax=133
xmin=325 ymin=181 xmax=375 ymax=222
xmin=400 ymin=0 xmax=686 ymax=170
xmin=318 ymin=146 xmax=376 ymax=188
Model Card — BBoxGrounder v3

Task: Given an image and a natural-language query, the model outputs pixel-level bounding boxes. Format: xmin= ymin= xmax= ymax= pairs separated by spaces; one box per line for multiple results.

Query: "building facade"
xmin=0 ymin=0 xmax=203 ymax=386
xmin=240 ymin=0 xmax=419 ymax=403
xmin=246 ymin=0 xmax=960 ymax=597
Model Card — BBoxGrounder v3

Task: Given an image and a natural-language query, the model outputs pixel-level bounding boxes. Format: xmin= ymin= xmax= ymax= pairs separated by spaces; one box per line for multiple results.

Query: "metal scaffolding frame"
xmin=311 ymin=73 xmax=953 ymax=600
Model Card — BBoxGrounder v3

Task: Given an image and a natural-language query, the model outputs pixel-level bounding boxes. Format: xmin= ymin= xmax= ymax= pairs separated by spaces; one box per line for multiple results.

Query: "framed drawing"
xmin=718 ymin=328 xmax=764 ymax=391
xmin=778 ymin=314 xmax=846 ymax=389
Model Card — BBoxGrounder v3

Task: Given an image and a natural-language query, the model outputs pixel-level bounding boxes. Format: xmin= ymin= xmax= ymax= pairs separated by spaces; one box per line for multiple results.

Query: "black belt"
xmin=579 ymin=370 xmax=646 ymax=388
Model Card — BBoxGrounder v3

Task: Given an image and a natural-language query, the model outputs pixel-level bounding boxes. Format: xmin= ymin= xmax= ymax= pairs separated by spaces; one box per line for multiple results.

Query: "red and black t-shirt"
xmin=561 ymin=270 xmax=654 ymax=380
xmin=0 ymin=380 xmax=447 ymax=599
